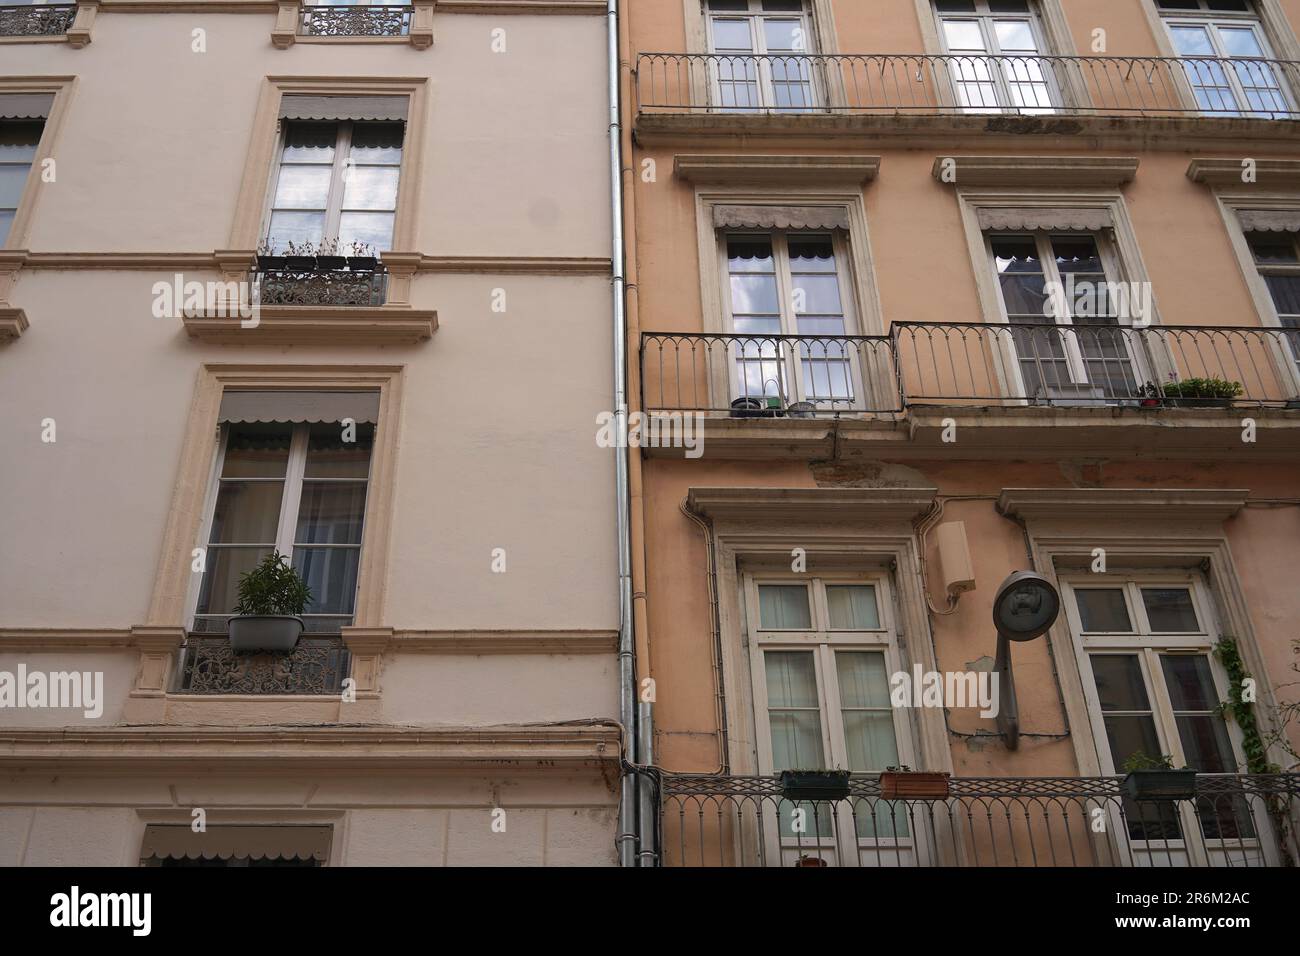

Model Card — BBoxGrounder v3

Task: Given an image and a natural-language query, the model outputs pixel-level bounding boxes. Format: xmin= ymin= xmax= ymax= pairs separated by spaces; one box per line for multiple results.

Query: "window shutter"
xmin=278 ymin=95 xmax=408 ymax=123
xmin=0 ymin=93 xmax=54 ymax=120
xmin=140 ymin=825 xmax=332 ymax=863
xmin=712 ymin=204 xmax=850 ymax=231
xmin=976 ymin=206 xmax=1114 ymax=232
xmin=218 ymin=390 xmax=381 ymax=425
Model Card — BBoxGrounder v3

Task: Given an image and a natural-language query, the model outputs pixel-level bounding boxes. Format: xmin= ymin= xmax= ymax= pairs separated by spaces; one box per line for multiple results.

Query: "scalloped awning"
xmin=1236 ymin=209 xmax=1300 ymax=233
xmin=218 ymin=390 xmax=380 ymax=424
xmin=141 ymin=825 xmax=332 ymax=862
xmin=0 ymin=93 xmax=53 ymax=120
xmin=976 ymin=206 xmax=1113 ymax=232
xmin=278 ymin=94 xmax=408 ymax=123
xmin=713 ymin=204 xmax=849 ymax=231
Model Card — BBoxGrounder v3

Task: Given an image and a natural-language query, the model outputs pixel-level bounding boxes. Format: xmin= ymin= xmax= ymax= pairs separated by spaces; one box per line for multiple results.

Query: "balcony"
xmin=298 ymin=3 xmax=411 ymax=38
xmin=253 ymin=262 xmax=388 ymax=308
xmin=653 ymin=771 xmax=1300 ymax=867
xmin=0 ymin=3 xmax=76 ymax=37
xmin=177 ymin=635 xmax=350 ymax=696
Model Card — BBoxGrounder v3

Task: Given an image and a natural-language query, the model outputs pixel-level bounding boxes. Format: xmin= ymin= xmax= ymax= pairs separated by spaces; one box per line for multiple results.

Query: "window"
xmin=1064 ymin=576 xmax=1257 ymax=857
xmin=1242 ymin=230 xmax=1300 ymax=377
xmin=192 ymin=396 xmax=376 ymax=635
xmin=934 ymin=0 xmax=1055 ymax=113
xmin=723 ymin=231 xmax=861 ymax=409
xmin=1157 ymin=0 xmax=1292 ymax=116
xmin=264 ymin=119 xmax=404 ymax=254
xmin=0 ymin=120 xmax=43 ymax=245
xmin=747 ymin=576 xmax=919 ymax=861
xmin=705 ymin=0 xmax=818 ymax=110
xmin=988 ymin=231 xmax=1144 ymax=402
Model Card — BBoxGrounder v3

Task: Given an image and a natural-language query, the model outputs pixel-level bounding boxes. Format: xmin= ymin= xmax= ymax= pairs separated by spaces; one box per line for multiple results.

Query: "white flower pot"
xmin=228 ymin=615 xmax=305 ymax=654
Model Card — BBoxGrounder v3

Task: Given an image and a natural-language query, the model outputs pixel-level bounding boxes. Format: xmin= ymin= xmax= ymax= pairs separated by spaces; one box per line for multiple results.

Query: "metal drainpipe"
xmin=607 ymin=0 xmax=638 ymax=868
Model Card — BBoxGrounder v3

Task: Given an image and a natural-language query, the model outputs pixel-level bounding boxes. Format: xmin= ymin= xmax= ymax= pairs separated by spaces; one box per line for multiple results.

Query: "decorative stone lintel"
xmin=932 ymin=156 xmax=1139 ymax=187
xmin=1187 ymin=158 xmax=1300 ymax=187
xmin=182 ymin=306 xmax=436 ymax=345
xmin=997 ymin=487 xmax=1250 ymax=526
xmin=125 ymin=625 xmax=186 ymax=722
xmin=674 ymin=154 xmax=880 ymax=186
xmin=0 ymin=307 xmax=28 ymax=343
xmin=66 ymin=0 xmax=99 ymax=48
xmin=687 ymin=486 xmax=938 ymax=524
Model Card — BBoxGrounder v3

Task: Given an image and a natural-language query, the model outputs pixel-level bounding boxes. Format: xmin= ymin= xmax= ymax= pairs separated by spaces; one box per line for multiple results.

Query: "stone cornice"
xmin=0 ymin=725 xmax=622 ymax=772
xmin=674 ymin=154 xmax=880 ymax=186
xmin=933 ymin=155 xmax=1138 ymax=187
xmin=12 ymin=251 xmax=610 ymax=275
xmin=182 ymin=306 xmax=437 ymax=346
xmin=687 ymin=486 xmax=937 ymax=523
xmin=997 ymin=487 xmax=1250 ymax=524
xmin=390 ymin=629 xmax=619 ymax=654
xmin=1187 ymin=158 xmax=1300 ymax=187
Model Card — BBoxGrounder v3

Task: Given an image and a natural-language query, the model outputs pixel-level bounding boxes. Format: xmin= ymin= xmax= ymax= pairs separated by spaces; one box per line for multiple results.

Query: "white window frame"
xmin=934 ymin=0 xmax=1060 ymax=113
xmin=985 ymin=229 xmax=1151 ymax=402
xmin=187 ymin=420 xmax=374 ymax=635
xmin=744 ymin=572 xmax=926 ymax=866
xmin=261 ymin=119 xmax=403 ymax=254
xmin=704 ymin=0 xmax=821 ymax=112
xmin=1062 ymin=572 xmax=1270 ymax=866
xmin=1239 ymin=227 xmax=1300 ymax=387
xmin=719 ymin=228 xmax=866 ymax=410
xmin=0 ymin=118 xmax=43 ymax=247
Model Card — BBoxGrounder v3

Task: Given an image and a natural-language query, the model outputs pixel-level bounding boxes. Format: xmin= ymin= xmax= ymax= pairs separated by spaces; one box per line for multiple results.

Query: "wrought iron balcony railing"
xmin=178 ymin=635 xmax=350 ymax=696
xmin=640 ymin=323 xmax=1300 ymax=415
xmin=299 ymin=3 xmax=411 ymax=38
xmin=653 ymin=771 xmax=1300 ymax=867
xmin=635 ymin=53 xmax=1300 ymax=119
xmin=0 ymin=3 xmax=76 ymax=36
xmin=253 ymin=265 xmax=388 ymax=307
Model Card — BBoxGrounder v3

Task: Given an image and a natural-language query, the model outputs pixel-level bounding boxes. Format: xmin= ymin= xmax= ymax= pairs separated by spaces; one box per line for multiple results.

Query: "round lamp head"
xmin=993 ymin=571 xmax=1060 ymax=642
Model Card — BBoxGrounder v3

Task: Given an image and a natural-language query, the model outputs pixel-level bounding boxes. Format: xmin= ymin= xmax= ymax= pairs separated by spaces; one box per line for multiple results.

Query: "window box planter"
xmin=779 ymin=769 xmax=851 ymax=802
xmin=347 ymin=256 xmax=378 ymax=272
xmin=1121 ymin=769 xmax=1197 ymax=801
xmin=256 ymin=254 xmax=286 ymax=271
xmin=730 ymin=397 xmax=765 ymax=418
xmin=879 ymin=770 xmax=951 ymax=800
xmin=285 ymin=254 xmax=316 ymax=272
xmin=227 ymin=615 xmax=305 ymax=654
xmin=316 ymin=255 xmax=347 ymax=272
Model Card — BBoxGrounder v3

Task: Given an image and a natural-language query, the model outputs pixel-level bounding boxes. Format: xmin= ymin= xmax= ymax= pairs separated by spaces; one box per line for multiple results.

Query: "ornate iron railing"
xmin=178 ymin=636 xmax=350 ymax=696
xmin=651 ymin=771 xmax=1300 ymax=867
xmin=635 ymin=52 xmax=1300 ymax=119
xmin=0 ymin=3 xmax=76 ymax=36
xmin=253 ymin=266 xmax=388 ymax=307
xmin=640 ymin=324 xmax=1300 ymax=414
xmin=298 ymin=3 xmax=411 ymax=38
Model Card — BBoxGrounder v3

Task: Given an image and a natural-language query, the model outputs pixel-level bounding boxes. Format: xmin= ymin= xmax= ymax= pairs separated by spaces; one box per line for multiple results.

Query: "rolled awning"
xmin=976 ymin=206 xmax=1113 ymax=232
xmin=0 ymin=93 xmax=54 ymax=120
xmin=713 ymin=204 xmax=849 ymax=231
xmin=1236 ymin=209 xmax=1300 ymax=233
xmin=140 ymin=825 xmax=332 ymax=862
xmin=218 ymin=390 xmax=380 ymax=424
xmin=279 ymin=94 xmax=408 ymax=123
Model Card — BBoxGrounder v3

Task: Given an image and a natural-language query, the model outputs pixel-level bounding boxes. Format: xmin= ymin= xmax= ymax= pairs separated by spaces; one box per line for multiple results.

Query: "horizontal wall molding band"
xmin=13 ymin=252 xmax=611 ymax=275
xmin=184 ymin=307 xmax=437 ymax=346
xmin=933 ymin=156 xmax=1138 ymax=187
xmin=687 ymin=486 xmax=938 ymax=522
xmin=675 ymin=154 xmax=880 ymax=186
xmin=997 ymin=487 xmax=1250 ymax=523
xmin=0 ymin=725 xmax=623 ymax=772
xmin=1187 ymin=158 xmax=1300 ymax=187
xmin=389 ymin=629 xmax=619 ymax=654
xmin=88 ymin=0 xmax=604 ymax=12
xmin=0 ymin=629 xmax=136 ymax=653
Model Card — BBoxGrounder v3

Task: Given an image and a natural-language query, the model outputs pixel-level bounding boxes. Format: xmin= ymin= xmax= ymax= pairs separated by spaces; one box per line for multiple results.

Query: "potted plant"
xmin=255 ymin=239 xmax=286 ymax=272
xmin=227 ymin=551 xmax=312 ymax=654
xmin=878 ymin=766 xmax=951 ymax=800
xmin=760 ymin=395 xmax=785 ymax=418
xmin=1119 ymin=751 xmax=1197 ymax=801
xmin=1158 ymin=376 xmax=1243 ymax=408
xmin=315 ymin=238 xmax=346 ymax=273
xmin=795 ymin=854 xmax=828 ymax=867
xmin=346 ymin=241 xmax=378 ymax=273
xmin=730 ymin=396 xmax=765 ymax=418
xmin=1137 ymin=382 xmax=1162 ymax=408
xmin=779 ymin=769 xmax=851 ymax=802
xmin=283 ymin=240 xmax=317 ymax=273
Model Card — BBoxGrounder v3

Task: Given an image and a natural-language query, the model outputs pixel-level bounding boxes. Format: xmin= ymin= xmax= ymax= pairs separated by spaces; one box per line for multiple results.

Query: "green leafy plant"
xmin=1214 ymin=637 xmax=1276 ymax=774
xmin=233 ymin=551 xmax=312 ymax=617
xmin=1157 ymin=377 xmax=1243 ymax=400
xmin=1120 ymin=750 xmax=1178 ymax=772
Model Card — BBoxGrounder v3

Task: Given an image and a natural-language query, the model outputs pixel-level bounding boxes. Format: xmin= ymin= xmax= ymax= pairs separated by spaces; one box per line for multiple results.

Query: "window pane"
xmin=0 ymin=210 xmax=13 ymax=245
xmin=295 ymin=483 xmax=367 ymax=545
xmin=826 ymin=585 xmax=880 ymax=629
xmin=338 ymin=211 xmax=395 ymax=252
xmin=1091 ymin=654 xmax=1150 ymax=711
xmin=711 ymin=18 xmax=754 ymax=51
xmin=349 ymin=121 xmax=404 ymax=164
xmin=293 ymin=547 xmax=361 ymax=616
xmin=764 ymin=651 xmax=824 ymax=768
xmin=272 ymin=165 xmax=332 ymax=210
xmin=791 ymin=274 xmax=842 ymax=314
xmin=836 ymin=651 xmax=891 ymax=708
xmin=763 ymin=18 xmax=804 ymax=52
xmin=1246 ymin=232 xmax=1298 ymax=263
xmin=221 ymin=424 xmax=292 ymax=478
xmin=1051 ymin=235 xmax=1103 ymax=275
xmin=728 ymin=236 xmax=775 ymax=272
xmin=999 ymin=273 xmax=1048 ymax=315
xmin=994 ymin=19 xmax=1037 ymax=52
xmin=1075 ymin=588 xmax=1132 ymax=632
xmin=266 ymin=210 xmax=325 ymax=250
xmin=1170 ymin=24 xmax=1215 ymax=56
xmin=1218 ymin=26 xmax=1265 ymax=58
xmin=341 ymin=166 xmax=399 ymax=212
xmin=196 ymin=546 xmax=273 ymax=615
xmin=304 ymin=421 xmax=374 ymax=478
xmin=943 ymin=20 xmax=988 ymax=52
xmin=1141 ymin=588 xmax=1199 ymax=632
xmin=1160 ymin=654 xmax=1218 ymax=711
xmin=1174 ymin=714 xmax=1237 ymax=772
xmin=730 ymin=273 xmax=780 ymax=314
xmin=788 ymin=235 xmax=836 ymax=272
xmin=765 ymin=650 xmax=820 ymax=707
xmin=758 ymin=584 xmax=812 ymax=629
xmin=0 ymin=165 xmax=32 ymax=209
xmin=281 ymin=122 xmax=337 ymax=163
xmin=0 ymin=121 xmax=43 ymax=162
xmin=209 ymin=481 xmax=283 ymax=544
xmin=992 ymin=236 xmax=1040 ymax=273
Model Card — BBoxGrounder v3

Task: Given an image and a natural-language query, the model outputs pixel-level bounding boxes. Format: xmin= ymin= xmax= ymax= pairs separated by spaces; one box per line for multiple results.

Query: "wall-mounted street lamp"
xmin=991 ymin=571 xmax=1060 ymax=751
